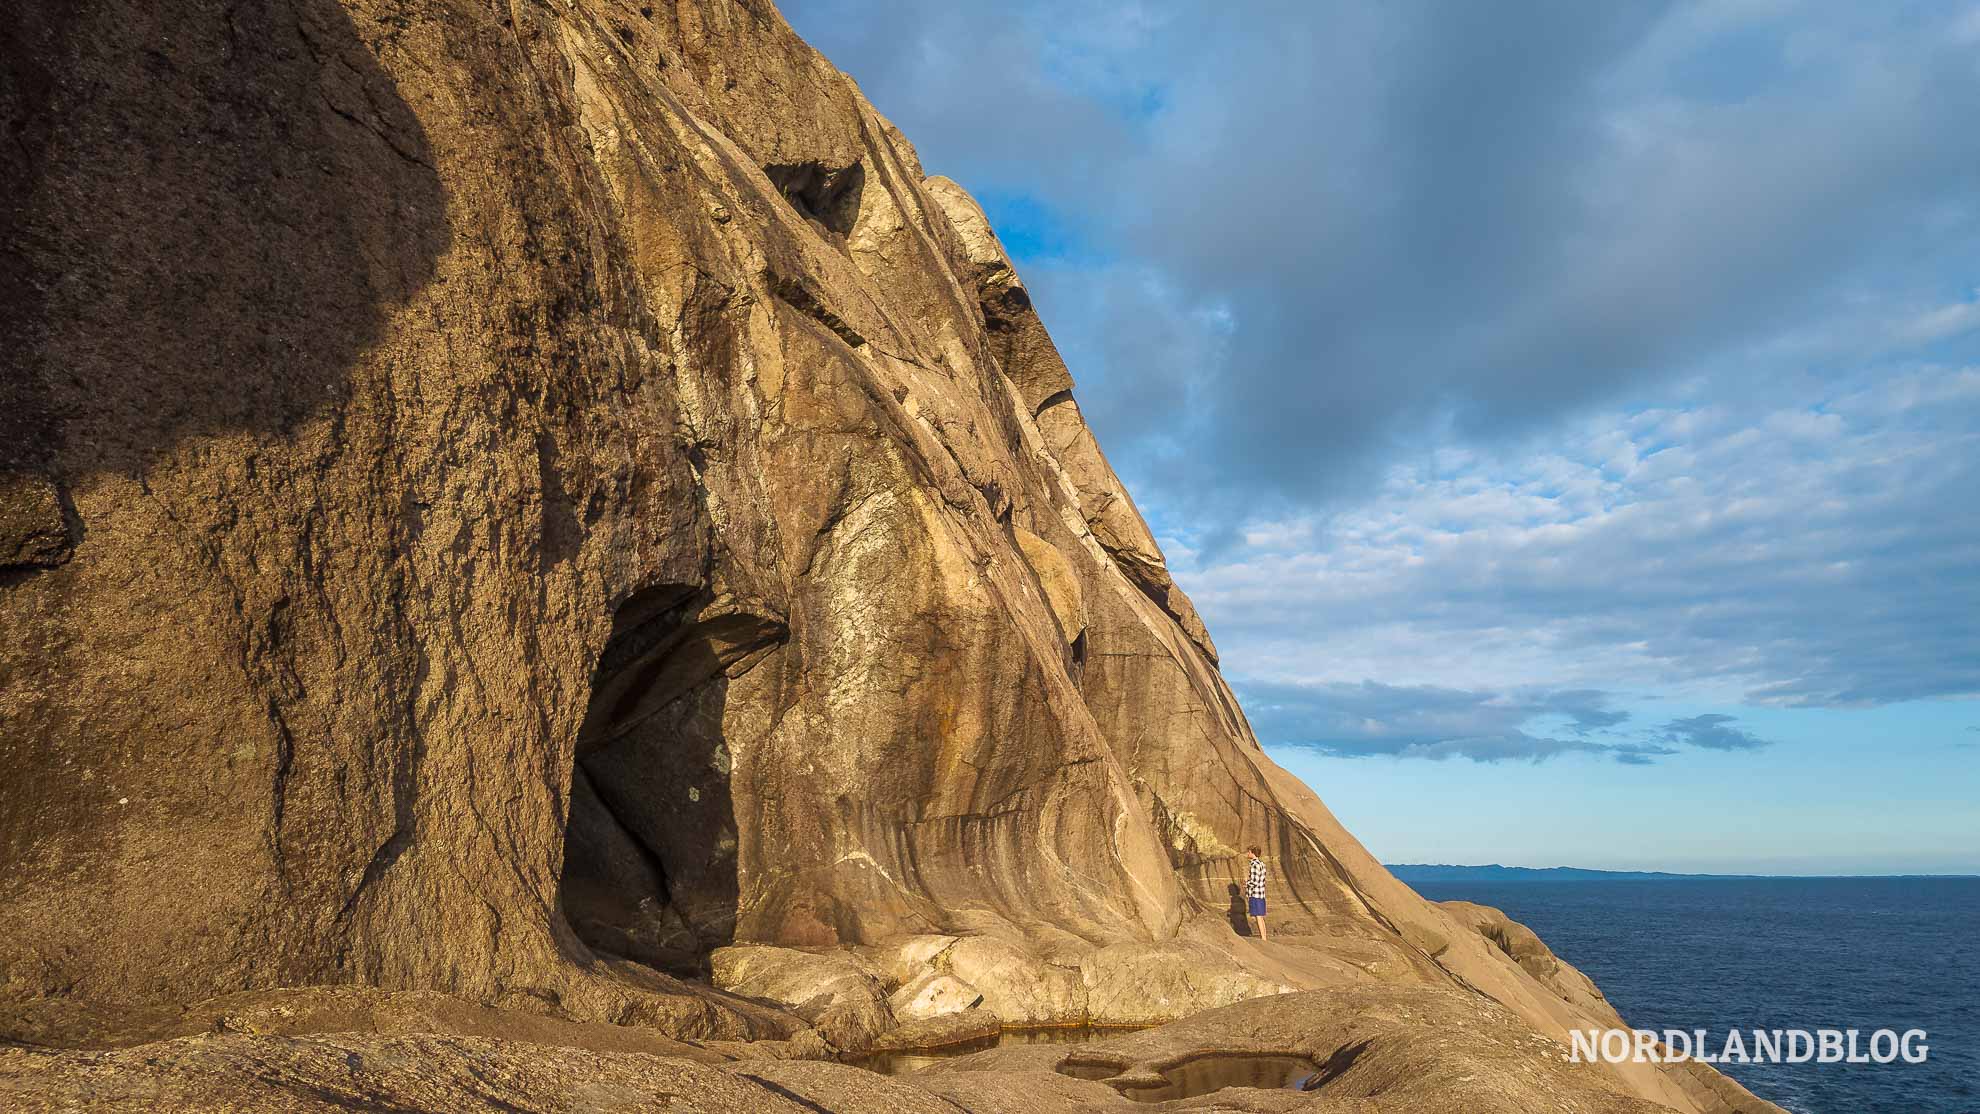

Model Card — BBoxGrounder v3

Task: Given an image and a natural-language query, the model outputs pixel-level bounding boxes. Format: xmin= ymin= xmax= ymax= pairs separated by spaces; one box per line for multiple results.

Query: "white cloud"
xmin=1235 ymin=678 xmax=1728 ymax=764
xmin=1173 ymin=365 xmax=1980 ymax=709
xmin=787 ymin=0 xmax=1980 ymax=524
xmin=1893 ymin=291 xmax=1980 ymax=347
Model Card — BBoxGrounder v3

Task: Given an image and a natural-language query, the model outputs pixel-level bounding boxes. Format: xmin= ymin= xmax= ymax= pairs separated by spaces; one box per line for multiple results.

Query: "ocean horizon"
xmin=1389 ymin=863 xmax=1980 ymax=881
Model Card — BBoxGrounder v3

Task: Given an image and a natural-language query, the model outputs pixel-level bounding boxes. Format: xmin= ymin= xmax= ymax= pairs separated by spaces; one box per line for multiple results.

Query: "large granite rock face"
xmin=1 ymin=2 xmax=1779 ymax=1111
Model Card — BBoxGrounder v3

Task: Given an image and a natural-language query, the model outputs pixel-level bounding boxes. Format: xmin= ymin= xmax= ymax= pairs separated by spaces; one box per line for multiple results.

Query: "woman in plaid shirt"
xmin=1245 ymin=845 xmax=1269 ymax=941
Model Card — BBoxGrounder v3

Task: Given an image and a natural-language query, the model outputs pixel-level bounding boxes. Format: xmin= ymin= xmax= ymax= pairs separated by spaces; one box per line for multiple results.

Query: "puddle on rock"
xmin=1059 ymin=1054 xmax=1322 ymax=1101
xmin=855 ymin=1026 xmax=1137 ymax=1076
xmin=1056 ymin=1059 xmax=1121 ymax=1083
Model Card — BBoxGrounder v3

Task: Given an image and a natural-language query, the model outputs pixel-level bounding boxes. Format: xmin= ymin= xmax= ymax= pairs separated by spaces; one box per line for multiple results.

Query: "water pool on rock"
xmin=853 ymin=1026 xmax=1139 ymax=1076
xmin=859 ymin=1031 xmax=1322 ymax=1103
xmin=1059 ymin=1053 xmax=1322 ymax=1101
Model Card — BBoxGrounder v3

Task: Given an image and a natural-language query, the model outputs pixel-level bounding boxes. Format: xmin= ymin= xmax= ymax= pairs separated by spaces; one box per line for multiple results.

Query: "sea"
xmin=1408 ymin=877 xmax=1979 ymax=1114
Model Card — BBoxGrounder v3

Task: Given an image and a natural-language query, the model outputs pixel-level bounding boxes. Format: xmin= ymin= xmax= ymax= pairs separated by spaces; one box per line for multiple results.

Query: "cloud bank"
xmin=1174 ymin=365 xmax=1980 ymax=713
xmin=789 ymin=0 xmax=1980 ymax=511
xmin=1236 ymin=679 xmax=1691 ymax=764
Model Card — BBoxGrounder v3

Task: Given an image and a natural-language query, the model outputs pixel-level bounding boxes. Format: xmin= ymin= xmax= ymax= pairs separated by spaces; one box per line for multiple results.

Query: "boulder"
xmin=887 ymin=970 xmax=982 ymax=1022
xmin=709 ymin=946 xmax=889 ymax=1053
xmin=866 ymin=1009 xmax=1001 ymax=1053
xmin=859 ymin=935 xmax=961 ymax=989
xmin=941 ymin=937 xmax=1086 ymax=1026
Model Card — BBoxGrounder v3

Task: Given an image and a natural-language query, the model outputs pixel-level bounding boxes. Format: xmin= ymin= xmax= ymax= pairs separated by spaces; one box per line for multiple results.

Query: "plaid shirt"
xmin=1245 ymin=858 xmax=1268 ymax=899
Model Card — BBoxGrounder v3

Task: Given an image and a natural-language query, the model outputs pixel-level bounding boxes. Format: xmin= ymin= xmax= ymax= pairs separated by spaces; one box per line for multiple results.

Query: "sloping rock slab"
xmin=0 ymin=1033 xmax=813 ymax=1114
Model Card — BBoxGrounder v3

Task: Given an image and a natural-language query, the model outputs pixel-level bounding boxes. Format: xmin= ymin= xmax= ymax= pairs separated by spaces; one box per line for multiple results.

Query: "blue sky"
xmin=783 ymin=1 xmax=1980 ymax=874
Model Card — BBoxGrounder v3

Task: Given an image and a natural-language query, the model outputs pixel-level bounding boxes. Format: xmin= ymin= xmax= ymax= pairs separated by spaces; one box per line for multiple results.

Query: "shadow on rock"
xmin=0 ymin=0 xmax=447 ymax=1038
xmin=0 ymin=0 xmax=448 ymax=490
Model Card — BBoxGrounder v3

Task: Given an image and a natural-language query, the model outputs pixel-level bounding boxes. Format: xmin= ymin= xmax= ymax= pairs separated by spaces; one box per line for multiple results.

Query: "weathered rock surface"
xmin=1 ymin=0 xmax=1782 ymax=1111
xmin=1440 ymin=899 xmax=1612 ymax=1016
xmin=0 ymin=987 xmax=1763 ymax=1113
xmin=1 ymin=1032 xmax=812 ymax=1114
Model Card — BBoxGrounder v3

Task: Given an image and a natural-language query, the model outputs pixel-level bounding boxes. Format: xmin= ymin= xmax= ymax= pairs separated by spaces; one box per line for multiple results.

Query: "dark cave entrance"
xmin=764 ymin=160 xmax=864 ymax=237
xmin=557 ymin=583 xmax=785 ymax=976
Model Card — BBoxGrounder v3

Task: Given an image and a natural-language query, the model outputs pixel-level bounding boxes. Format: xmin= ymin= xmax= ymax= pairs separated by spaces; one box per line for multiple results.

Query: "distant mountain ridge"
xmin=1388 ymin=863 xmax=1975 ymax=881
xmin=1390 ymin=863 xmax=1768 ymax=882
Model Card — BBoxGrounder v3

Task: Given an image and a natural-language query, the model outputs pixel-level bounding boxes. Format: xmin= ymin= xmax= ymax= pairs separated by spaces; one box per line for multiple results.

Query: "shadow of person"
xmin=1228 ymin=882 xmax=1250 ymax=936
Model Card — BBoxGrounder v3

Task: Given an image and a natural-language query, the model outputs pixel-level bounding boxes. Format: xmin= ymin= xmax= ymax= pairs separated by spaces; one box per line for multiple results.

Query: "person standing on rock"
xmin=1245 ymin=846 xmax=1269 ymax=941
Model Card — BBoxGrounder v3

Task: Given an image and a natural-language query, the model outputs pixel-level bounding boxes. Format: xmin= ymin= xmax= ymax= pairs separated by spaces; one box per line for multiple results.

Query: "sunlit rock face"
xmin=1 ymin=3 xmax=1779 ymax=1111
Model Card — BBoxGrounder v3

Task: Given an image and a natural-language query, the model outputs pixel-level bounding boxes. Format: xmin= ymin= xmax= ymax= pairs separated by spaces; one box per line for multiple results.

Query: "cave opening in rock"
xmin=764 ymin=159 xmax=864 ymax=237
xmin=557 ymin=583 xmax=785 ymax=976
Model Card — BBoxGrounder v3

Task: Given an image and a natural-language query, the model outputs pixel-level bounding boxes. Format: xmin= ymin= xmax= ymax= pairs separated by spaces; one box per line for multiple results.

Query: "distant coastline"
xmin=1386 ymin=863 xmax=1979 ymax=882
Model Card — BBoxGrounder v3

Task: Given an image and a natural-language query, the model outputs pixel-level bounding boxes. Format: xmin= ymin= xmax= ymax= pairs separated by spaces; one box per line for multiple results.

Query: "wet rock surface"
xmin=1 ymin=1 xmax=1784 ymax=1111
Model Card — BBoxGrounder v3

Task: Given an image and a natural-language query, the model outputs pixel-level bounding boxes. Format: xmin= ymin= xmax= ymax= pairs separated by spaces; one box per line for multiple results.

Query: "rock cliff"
xmin=1 ymin=1 xmax=1781 ymax=1111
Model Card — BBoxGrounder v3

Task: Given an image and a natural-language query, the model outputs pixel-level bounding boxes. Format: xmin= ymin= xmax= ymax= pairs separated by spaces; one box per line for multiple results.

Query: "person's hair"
xmin=1247 ymin=845 xmax=1261 ymax=855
